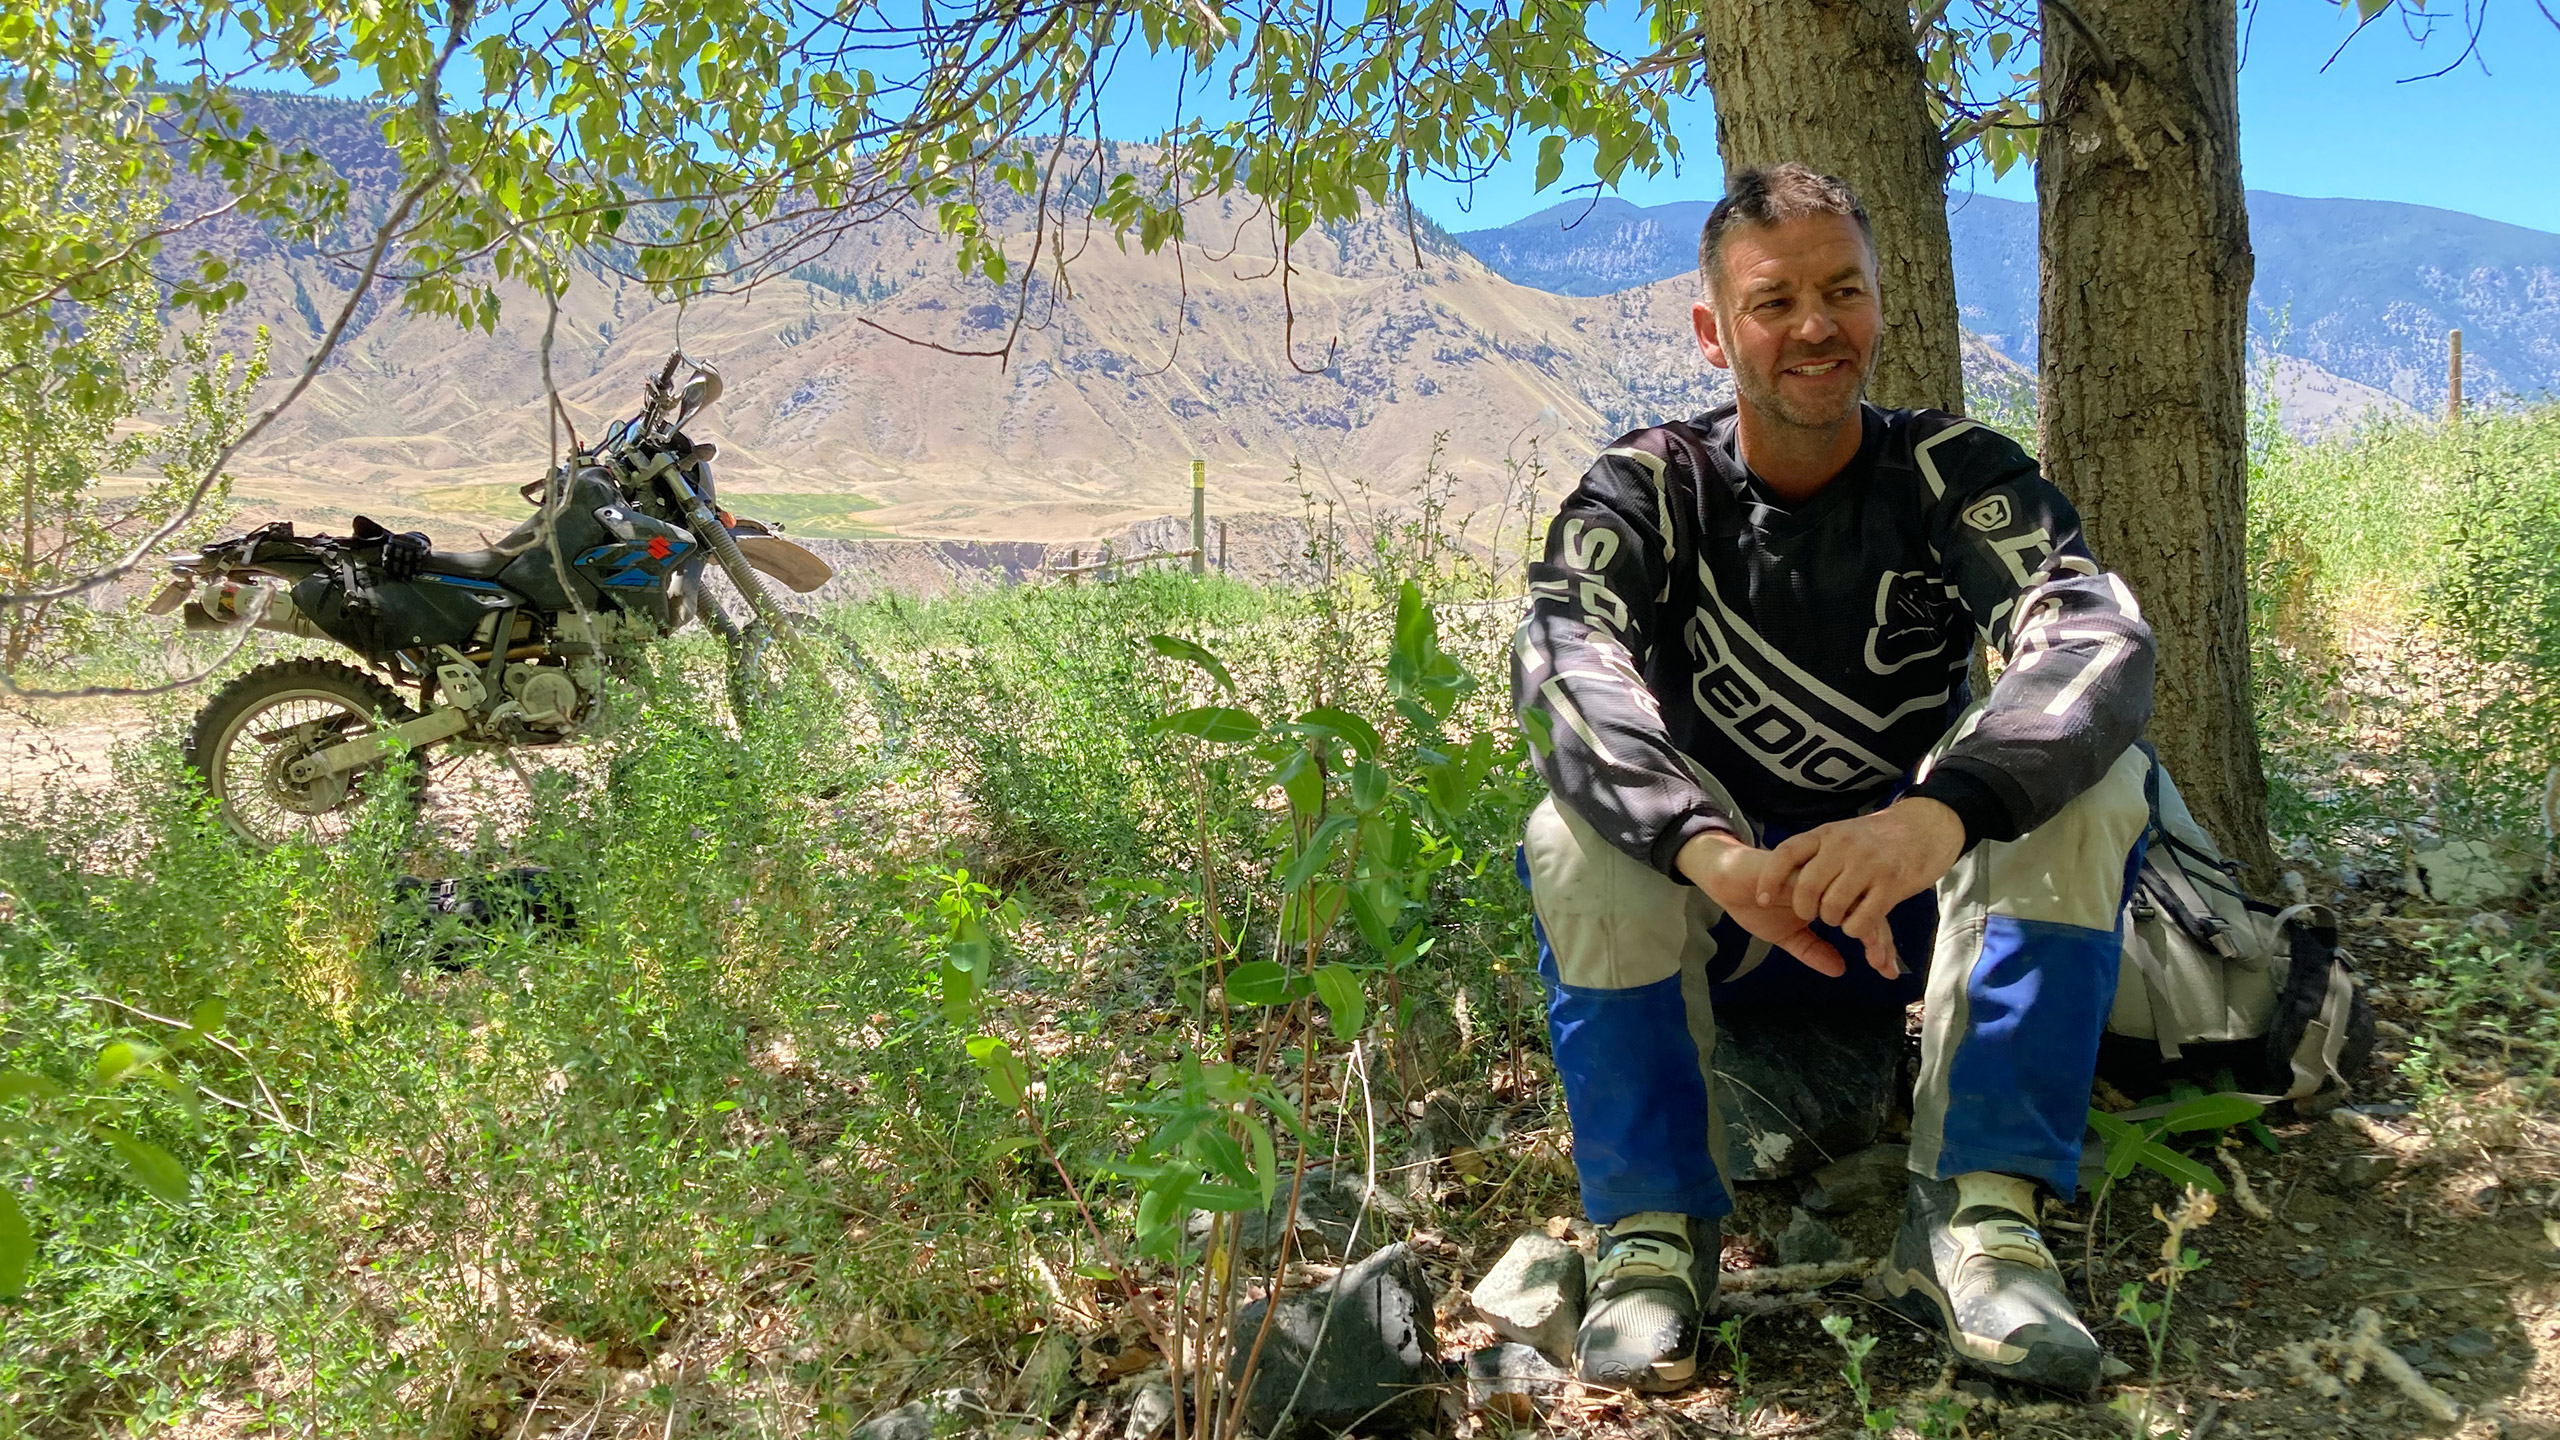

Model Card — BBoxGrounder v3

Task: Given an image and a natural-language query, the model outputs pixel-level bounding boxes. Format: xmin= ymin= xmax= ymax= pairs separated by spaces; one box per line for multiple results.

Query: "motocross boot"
xmin=1574 ymin=1211 xmax=1717 ymax=1392
xmin=1880 ymin=1172 xmax=2106 ymax=1394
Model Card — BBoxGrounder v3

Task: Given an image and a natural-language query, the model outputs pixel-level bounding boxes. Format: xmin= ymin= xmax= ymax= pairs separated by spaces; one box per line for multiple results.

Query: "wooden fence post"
xmin=2449 ymin=328 xmax=2464 ymax=428
xmin=1190 ymin=460 xmax=1206 ymax=577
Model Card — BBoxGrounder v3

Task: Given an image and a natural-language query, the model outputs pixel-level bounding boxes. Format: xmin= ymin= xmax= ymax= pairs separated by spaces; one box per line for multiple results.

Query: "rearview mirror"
xmin=676 ymin=368 xmax=722 ymax=424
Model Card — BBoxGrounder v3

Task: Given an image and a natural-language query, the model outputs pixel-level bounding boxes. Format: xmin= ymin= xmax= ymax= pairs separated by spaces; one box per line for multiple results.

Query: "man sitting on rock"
xmin=1511 ymin=162 xmax=2156 ymax=1394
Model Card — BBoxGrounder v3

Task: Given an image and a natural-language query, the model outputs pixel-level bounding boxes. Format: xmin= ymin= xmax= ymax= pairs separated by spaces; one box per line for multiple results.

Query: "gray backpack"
xmin=2103 ymin=748 xmax=2375 ymax=1104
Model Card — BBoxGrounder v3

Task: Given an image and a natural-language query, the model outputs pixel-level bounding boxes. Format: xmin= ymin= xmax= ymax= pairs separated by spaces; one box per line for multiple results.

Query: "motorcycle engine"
xmin=503 ymin=662 xmax=586 ymax=730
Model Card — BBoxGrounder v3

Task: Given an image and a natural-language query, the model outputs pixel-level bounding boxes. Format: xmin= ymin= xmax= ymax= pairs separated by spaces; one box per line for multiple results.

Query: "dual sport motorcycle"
xmin=153 ymin=355 xmax=865 ymax=846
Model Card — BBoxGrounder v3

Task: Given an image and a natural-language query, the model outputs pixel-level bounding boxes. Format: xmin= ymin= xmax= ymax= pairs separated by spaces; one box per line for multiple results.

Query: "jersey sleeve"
xmin=1511 ymin=436 xmax=1742 ymax=876
xmin=1909 ymin=417 xmax=2156 ymax=841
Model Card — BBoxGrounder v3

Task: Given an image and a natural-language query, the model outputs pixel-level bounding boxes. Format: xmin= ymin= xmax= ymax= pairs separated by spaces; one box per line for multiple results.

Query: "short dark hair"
xmin=1697 ymin=163 xmax=1875 ymax=295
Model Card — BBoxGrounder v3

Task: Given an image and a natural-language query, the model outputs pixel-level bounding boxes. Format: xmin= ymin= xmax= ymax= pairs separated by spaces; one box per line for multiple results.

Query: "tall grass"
xmin=2249 ymin=402 xmax=2560 ymax=858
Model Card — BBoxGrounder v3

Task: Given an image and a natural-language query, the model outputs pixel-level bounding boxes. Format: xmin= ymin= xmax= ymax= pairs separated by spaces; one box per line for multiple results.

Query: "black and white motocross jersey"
xmin=1511 ymin=402 xmax=2155 ymax=877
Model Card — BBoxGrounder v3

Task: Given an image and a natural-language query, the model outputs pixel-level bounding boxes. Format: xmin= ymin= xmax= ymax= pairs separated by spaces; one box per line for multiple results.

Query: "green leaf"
xmin=2086 ymin=1108 xmax=2140 ymax=1145
xmin=0 ymin=1188 xmax=27 ymax=1296
xmin=1296 ymin=706 xmax=1384 ymax=761
xmin=1534 ymin=134 xmax=1567 ymax=193
xmin=188 ymin=998 xmax=226 ymax=1035
xmin=0 ymin=1071 xmax=65 ymax=1103
xmin=98 ymin=1129 xmax=188 ymax=1205
xmin=1313 ymin=963 xmax=1366 ymax=1042
xmin=1271 ymin=746 xmax=1324 ymax=820
xmin=941 ymin=913 xmax=991 ymax=1021
xmin=1246 ymin=1115 xmax=1278 ymax=1208
xmin=2088 ymin=1108 xmax=2147 ymax=1182
xmin=1348 ymin=759 xmax=1391 ymax=814
xmin=1224 ymin=961 xmax=1306 ymax=1007
xmin=1147 ymin=634 xmax=1235 ymax=691
xmin=1155 ymin=706 xmax=1261 ymax=744
xmin=2134 ymin=1140 xmax=2223 ymax=1194
xmin=1192 ymin=1129 xmax=1255 ymax=1189
xmin=94 ymin=1042 xmax=159 ymax=1086
xmin=1291 ymin=881 xmax=1348 ymax=946
xmin=1281 ymin=814 xmax=1359 ymax=893
xmin=1189 ymin=1181 xmax=1260 ymax=1211
xmin=1136 ymin=1175 xmax=1193 ymax=1255
xmin=965 ymin=1035 xmax=1029 ymax=1108
xmin=1519 ymin=705 xmax=1555 ymax=756
xmin=1252 ymin=1087 xmax=1318 ymax=1146
xmin=2160 ymin=1093 xmax=2264 ymax=1134
xmin=1346 ymin=876 xmax=1403 ymax=952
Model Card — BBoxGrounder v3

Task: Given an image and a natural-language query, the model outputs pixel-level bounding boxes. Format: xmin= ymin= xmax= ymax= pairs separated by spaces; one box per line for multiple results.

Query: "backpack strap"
xmin=2118 ymin=929 xmax=2190 ymax=1062
xmin=2143 ymin=854 xmax=2245 ymax=960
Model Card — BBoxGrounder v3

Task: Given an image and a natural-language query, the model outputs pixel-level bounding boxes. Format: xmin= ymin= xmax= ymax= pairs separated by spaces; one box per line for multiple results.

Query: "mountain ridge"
xmin=1454 ymin=190 xmax=2559 ymax=411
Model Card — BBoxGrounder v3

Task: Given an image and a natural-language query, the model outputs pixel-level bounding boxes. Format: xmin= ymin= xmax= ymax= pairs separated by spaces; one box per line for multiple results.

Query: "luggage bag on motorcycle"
xmin=291 ymin=524 xmax=512 ymax=658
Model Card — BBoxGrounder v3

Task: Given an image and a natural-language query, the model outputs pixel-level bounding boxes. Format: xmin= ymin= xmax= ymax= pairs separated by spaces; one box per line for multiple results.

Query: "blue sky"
xmin=1379 ymin=2 xmax=2560 ymax=235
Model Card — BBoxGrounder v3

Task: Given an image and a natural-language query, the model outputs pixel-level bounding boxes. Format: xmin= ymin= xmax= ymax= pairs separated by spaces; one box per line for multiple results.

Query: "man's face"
xmin=1691 ymin=213 xmax=1881 ymax=433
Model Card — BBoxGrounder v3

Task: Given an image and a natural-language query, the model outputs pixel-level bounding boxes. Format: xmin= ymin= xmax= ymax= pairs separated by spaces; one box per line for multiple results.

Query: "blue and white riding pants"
xmin=1519 ymin=738 xmax=2151 ymax=1225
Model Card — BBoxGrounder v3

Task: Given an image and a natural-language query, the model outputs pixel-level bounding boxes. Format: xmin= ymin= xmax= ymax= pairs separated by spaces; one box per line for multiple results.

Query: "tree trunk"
xmin=1700 ymin=0 xmax=1966 ymax=414
xmin=2037 ymin=0 xmax=2277 ymax=878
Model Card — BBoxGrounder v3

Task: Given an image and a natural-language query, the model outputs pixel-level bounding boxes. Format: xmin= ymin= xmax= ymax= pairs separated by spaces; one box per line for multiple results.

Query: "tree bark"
xmin=2037 ymin=0 xmax=2276 ymax=878
xmin=1700 ymin=0 xmax=1966 ymax=414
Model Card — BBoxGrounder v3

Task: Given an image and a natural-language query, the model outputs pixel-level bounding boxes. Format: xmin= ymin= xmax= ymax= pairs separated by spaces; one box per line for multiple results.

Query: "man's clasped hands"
xmin=1673 ymin=796 xmax=1969 ymax=981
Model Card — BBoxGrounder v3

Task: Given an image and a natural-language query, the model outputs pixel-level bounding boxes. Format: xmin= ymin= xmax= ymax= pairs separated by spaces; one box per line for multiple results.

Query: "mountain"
xmin=1455 ymin=191 xmax=2560 ymax=413
xmin=182 ymin=99 xmax=1784 ymax=545
xmin=148 ymin=94 xmax=1779 ymax=544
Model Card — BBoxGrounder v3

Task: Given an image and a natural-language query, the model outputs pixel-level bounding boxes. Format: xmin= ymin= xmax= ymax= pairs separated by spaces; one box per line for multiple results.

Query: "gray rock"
xmin=2198 ymin=1278 xmax=2242 ymax=1307
xmin=852 ymin=1391 xmax=990 ymax=1440
xmin=2446 ymin=1326 xmax=2500 ymax=1362
xmin=1799 ymin=1143 xmax=1911 ymax=1215
xmin=1412 ymin=1088 xmax=1485 ymax=1155
xmin=2335 ymin=864 xmax=2365 ymax=891
xmin=2417 ymin=839 xmax=2532 ymax=908
xmin=1123 ymin=1383 xmax=1177 ymax=1440
xmin=2101 ymin=1356 xmax=2134 ymax=1379
xmin=2286 ymin=1250 xmax=2330 ymax=1280
xmin=1192 ymin=1166 xmax=1411 ymax=1264
xmin=1228 ymin=1243 xmax=1442 ymax=1439
xmin=1775 ymin=1207 xmax=1848 ymax=1267
xmin=1463 ymin=1344 xmax=1570 ymax=1423
xmin=1711 ymin=1006 xmax=1906 ymax=1181
xmin=2394 ymin=1342 xmax=2435 ymax=1370
xmin=2228 ymin=1368 xmax=2266 ymax=1388
xmin=2334 ymin=1153 xmax=2400 ymax=1188
xmin=1469 ymin=1233 xmax=1586 ymax=1363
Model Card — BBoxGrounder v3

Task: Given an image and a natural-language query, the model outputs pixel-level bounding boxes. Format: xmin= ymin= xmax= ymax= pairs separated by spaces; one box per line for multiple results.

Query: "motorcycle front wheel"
xmin=183 ymin=658 xmax=426 ymax=847
xmin=724 ymin=610 xmax=906 ymax=753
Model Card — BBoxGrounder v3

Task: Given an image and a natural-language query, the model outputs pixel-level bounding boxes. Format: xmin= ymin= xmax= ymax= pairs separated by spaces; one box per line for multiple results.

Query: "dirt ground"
xmin=0 ymin=695 xmax=148 ymax=802
xmin=0 ymin=692 xmax=556 ymax=851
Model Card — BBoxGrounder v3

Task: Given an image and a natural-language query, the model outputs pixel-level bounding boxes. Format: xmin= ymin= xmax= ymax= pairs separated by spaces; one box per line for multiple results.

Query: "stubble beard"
xmin=1734 ymin=348 xmax=1874 ymax=435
